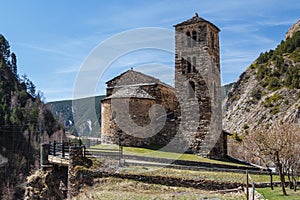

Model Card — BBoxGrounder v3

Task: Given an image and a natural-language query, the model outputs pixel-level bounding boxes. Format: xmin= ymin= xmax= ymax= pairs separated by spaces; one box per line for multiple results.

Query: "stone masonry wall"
xmin=101 ymin=82 xmax=178 ymax=148
xmin=174 ymin=16 xmax=224 ymax=158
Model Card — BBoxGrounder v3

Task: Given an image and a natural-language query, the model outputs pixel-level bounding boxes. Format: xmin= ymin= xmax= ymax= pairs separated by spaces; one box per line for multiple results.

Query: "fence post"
xmin=53 ymin=141 xmax=56 ymax=156
xmin=252 ymin=180 xmax=255 ymax=200
xmin=83 ymin=145 xmax=86 ymax=157
xmin=40 ymin=143 xmax=50 ymax=170
xmin=62 ymin=141 xmax=65 ymax=158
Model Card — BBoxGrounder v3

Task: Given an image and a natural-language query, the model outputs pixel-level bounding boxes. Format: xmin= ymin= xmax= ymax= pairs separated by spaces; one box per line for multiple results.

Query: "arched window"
xmin=188 ymin=81 xmax=195 ymax=98
xmin=211 ymin=32 xmax=215 ymax=49
xmin=181 ymin=58 xmax=186 ymax=74
xmin=192 ymin=57 xmax=196 ymax=73
xmin=192 ymin=31 xmax=197 ymax=47
xmin=186 ymin=31 xmax=191 ymax=47
xmin=187 ymin=57 xmax=191 ymax=73
xmin=213 ymin=82 xmax=217 ymax=103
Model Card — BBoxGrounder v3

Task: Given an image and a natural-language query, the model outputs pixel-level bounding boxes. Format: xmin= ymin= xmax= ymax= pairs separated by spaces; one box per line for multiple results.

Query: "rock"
xmin=286 ymin=19 xmax=300 ymax=40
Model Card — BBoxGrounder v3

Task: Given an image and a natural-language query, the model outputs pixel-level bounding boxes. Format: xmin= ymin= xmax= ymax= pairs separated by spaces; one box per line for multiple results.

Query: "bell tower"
xmin=174 ymin=13 xmax=224 ymax=158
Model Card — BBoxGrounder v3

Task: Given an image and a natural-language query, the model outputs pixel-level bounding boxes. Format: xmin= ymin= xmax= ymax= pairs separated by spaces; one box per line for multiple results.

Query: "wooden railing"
xmin=48 ymin=140 xmax=123 ymax=161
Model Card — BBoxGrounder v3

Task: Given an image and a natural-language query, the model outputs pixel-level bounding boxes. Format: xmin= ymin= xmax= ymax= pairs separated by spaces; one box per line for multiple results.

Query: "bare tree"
xmin=244 ymin=123 xmax=300 ymax=196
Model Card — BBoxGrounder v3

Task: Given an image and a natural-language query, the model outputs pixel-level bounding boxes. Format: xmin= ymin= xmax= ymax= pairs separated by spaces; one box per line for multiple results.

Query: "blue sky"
xmin=0 ymin=0 xmax=299 ymax=102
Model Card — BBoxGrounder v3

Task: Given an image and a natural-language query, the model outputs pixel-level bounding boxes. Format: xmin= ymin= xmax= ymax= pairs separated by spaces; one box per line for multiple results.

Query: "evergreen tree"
xmin=11 ymin=52 xmax=17 ymax=76
xmin=0 ymin=34 xmax=10 ymax=64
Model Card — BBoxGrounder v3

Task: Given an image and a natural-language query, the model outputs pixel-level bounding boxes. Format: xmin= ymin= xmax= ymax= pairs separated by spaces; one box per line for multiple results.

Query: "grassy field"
xmin=72 ymin=177 xmax=246 ymax=200
xmin=119 ymin=166 xmax=280 ymax=184
xmin=257 ymin=187 xmax=300 ymax=200
xmin=89 ymin=144 xmax=246 ymax=166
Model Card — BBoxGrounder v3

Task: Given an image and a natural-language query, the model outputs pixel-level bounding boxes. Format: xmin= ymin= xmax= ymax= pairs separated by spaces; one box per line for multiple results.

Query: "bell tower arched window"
xmin=181 ymin=58 xmax=186 ymax=74
xmin=192 ymin=31 xmax=197 ymax=47
xmin=187 ymin=57 xmax=192 ymax=73
xmin=192 ymin=56 xmax=196 ymax=73
xmin=188 ymin=81 xmax=195 ymax=98
xmin=211 ymin=32 xmax=215 ymax=49
xmin=186 ymin=31 xmax=191 ymax=47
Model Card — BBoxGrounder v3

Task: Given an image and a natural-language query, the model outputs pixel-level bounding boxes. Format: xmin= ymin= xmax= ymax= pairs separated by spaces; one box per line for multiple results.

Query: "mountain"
xmin=221 ymin=82 xmax=235 ymax=100
xmin=222 ymin=20 xmax=300 ymax=159
xmin=0 ymin=34 xmax=62 ymax=199
xmin=47 ymin=95 xmax=106 ymax=137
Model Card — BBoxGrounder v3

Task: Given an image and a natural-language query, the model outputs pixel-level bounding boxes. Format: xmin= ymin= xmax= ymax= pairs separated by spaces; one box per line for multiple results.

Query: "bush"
xmin=263 ymin=93 xmax=281 ymax=108
xmin=270 ymin=106 xmax=280 ymax=115
xmin=251 ymin=88 xmax=262 ymax=100
xmin=243 ymin=124 xmax=249 ymax=130
xmin=231 ymin=132 xmax=243 ymax=142
xmin=267 ymin=77 xmax=281 ymax=91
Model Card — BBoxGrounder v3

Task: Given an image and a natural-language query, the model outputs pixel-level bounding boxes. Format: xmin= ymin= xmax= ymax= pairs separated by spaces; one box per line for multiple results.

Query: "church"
xmin=101 ymin=13 xmax=228 ymax=158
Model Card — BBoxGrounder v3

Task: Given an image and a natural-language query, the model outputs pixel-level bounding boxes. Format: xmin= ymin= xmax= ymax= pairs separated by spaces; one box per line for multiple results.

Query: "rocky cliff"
xmin=286 ymin=19 xmax=300 ymax=40
xmin=223 ymin=20 xmax=300 ymax=137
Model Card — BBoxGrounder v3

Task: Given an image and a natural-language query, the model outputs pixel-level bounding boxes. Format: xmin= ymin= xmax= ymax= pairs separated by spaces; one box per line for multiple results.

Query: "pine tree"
xmin=11 ymin=52 xmax=17 ymax=77
xmin=0 ymin=34 xmax=10 ymax=64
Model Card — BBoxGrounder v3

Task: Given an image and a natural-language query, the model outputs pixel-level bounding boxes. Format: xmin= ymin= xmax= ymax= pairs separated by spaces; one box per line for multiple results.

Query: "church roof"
xmin=174 ymin=13 xmax=220 ymax=32
xmin=106 ymin=69 xmax=173 ymax=89
xmin=105 ymin=86 xmax=155 ymax=100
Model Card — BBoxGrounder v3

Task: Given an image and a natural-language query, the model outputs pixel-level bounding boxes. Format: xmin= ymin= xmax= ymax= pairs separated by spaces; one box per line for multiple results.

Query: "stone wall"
xmin=67 ymin=146 xmax=85 ymax=198
xmin=101 ymin=81 xmax=179 ymax=148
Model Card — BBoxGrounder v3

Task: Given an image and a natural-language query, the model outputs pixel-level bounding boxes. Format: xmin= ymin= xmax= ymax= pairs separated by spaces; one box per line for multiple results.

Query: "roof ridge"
xmin=174 ymin=13 xmax=220 ymax=31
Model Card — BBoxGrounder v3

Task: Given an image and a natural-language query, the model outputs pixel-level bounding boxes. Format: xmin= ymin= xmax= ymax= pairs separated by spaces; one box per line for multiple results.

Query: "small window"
xmin=187 ymin=57 xmax=191 ymax=73
xmin=192 ymin=57 xmax=197 ymax=72
xmin=188 ymin=81 xmax=195 ymax=98
xmin=211 ymin=32 xmax=215 ymax=49
xmin=192 ymin=31 xmax=197 ymax=47
xmin=181 ymin=58 xmax=186 ymax=74
xmin=186 ymin=31 xmax=191 ymax=47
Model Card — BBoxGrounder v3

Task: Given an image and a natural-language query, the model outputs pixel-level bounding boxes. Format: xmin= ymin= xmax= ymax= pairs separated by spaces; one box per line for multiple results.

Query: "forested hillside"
xmin=223 ymin=20 xmax=300 ymax=161
xmin=0 ymin=34 xmax=62 ymax=199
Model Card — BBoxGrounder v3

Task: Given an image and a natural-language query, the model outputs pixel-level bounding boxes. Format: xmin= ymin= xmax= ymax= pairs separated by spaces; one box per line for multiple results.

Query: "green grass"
xmin=89 ymin=144 xmax=245 ymax=167
xmin=257 ymin=187 xmax=300 ymax=200
xmin=120 ymin=166 xmax=280 ymax=184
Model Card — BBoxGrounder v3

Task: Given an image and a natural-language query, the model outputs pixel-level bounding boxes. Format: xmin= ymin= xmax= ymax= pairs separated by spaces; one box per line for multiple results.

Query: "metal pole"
xmin=246 ymin=170 xmax=249 ymax=200
xmin=252 ymin=180 xmax=255 ymax=200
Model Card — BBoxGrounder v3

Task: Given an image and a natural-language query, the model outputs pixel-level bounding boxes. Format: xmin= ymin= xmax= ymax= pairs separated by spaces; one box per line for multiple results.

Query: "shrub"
xmin=243 ymin=124 xmax=249 ymax=130
xmin=270 ymin=106 xmax=280 ymax=115
xmin=231 ymin=132 xmax=243 ymax=142
xmin=267 ymin=77 xmax=281 ymax=91
xmin=263 ymin=93 xmax=281 ymax=108
xmin=251 ymin=88 xmax=262 ymax=100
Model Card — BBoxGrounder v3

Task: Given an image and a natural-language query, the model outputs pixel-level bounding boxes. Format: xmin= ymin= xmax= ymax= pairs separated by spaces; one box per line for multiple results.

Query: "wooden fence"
xmin=48 ymin=140 xmax=123 ymax=160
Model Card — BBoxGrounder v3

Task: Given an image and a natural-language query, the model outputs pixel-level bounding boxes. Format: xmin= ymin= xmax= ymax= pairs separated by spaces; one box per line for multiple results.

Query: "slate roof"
xmin=106 ymin=69 xmax=173 ymax=89
xmin=106 ymin=86 xmax=155 ymax=100
xmin=174 ymin=13 xmax=220 ymax=31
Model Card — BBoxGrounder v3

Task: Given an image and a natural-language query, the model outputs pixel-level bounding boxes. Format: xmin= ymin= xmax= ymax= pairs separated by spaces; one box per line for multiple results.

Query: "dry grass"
xmin=72 ymin=177 xmax=246 ymax=200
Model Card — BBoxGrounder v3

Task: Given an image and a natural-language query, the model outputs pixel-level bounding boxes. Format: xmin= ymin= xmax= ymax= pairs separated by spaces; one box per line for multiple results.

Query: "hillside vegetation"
xmin=223 ymin=20 xmax=300 ymax=162
xmin=0 ymin=34 xmax=61 ymax=199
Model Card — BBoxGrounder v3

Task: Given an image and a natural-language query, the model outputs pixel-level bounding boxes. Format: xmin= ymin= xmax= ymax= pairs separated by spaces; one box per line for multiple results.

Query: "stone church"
xmin=101 ymin=13 xmax=228 ymax=158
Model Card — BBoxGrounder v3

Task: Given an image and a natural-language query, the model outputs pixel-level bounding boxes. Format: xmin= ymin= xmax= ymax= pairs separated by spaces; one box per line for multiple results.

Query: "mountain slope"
xmin=0 ymin=34 xmax=62 ymax=199
xmin=223 ymin=22 xmax=300 ymax=136
xmin=47 ymin=95 xmax=106 ymax=136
